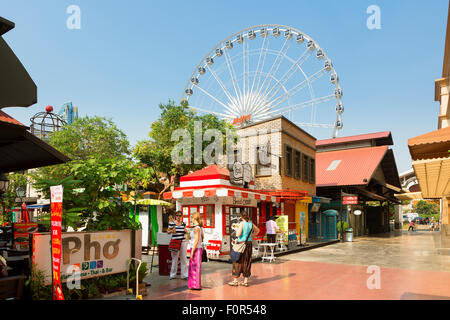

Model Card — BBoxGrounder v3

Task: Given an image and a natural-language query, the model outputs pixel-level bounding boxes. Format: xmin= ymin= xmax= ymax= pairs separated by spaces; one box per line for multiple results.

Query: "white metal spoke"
xmin=256 ymin=37 xmax=290 ymax=101
xmin=265 ymin=94 xmax=335 ymax=117
xmin=195 ymin=85 xmax=239 ymax=117
xmin=206 ymin=64 xmax=235 ymax=106
xmin=224 ymin=47 xmax=243 ymax=105
xmin=296 ymin=123 xmax=335 ymax=128
xmin=260 ymin=40 xmax=292 ymax=99
xmin=265 ymin=49 xmax=312 ymax=103
xmin=249 ymin=34 xmax=267 ymax=99
xmin=188 ymin=105 xmax=234 ymax=119
xmin=248 ymin=38 xmax=271 ymax=116
xmin=244 ymin=38 xmax=251 ymax=114
xmin=268 ymin=67 xmax=328 ymax=111
xmin=251 ymin=36 xmax=271 ymax=111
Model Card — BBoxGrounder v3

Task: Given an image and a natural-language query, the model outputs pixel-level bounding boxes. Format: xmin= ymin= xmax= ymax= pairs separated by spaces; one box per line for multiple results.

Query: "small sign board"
xmin=343 ymin=196 xmax=358 ymax=205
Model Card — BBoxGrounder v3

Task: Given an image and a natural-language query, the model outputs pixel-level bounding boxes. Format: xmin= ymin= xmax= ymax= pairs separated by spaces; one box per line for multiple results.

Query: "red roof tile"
xmin=180 ymin=165 xmax=230 ymax=181
xmin=0 ymin=110 xmax=25 ymax=126
xmin=317 ymin=131 xmax=391 ymax=146
xmin=316 ymin=146 xmax=388 ymax=187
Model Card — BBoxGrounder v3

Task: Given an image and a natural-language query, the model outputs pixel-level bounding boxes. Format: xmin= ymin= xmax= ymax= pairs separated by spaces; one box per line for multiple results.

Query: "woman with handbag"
xmin=228 ymin=212 xmax=260 ymax=287
xmin=188 ymin=212 xmax=205 ymax=290
xmin=167 ymin=211 xmax=188 ymax=280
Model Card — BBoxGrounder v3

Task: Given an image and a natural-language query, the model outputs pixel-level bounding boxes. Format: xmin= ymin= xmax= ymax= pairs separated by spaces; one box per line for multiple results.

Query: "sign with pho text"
xmin=33 ymin=230 xmax=132 ymax=286
xmin=50 ymin=185 xmax=64 ymax=300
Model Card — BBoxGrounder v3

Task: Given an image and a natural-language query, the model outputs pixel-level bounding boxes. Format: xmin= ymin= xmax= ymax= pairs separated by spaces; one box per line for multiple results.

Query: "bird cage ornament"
xmin=30 ymin=105 xmax=67 ymax=141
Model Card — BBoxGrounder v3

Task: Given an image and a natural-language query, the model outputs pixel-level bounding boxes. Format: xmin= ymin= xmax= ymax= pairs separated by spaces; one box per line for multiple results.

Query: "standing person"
xmin=408 ymin=220 xmax=414 ymax=232
xmin=228 ymin=212 xmax=260 ymax=287
xmin=188 ymin=212 xmax=204 ymax=290
xmin=167 ymin=211 xmax=188 ymax=280
xmin=266 ymin=216 xmax=280 ymax=243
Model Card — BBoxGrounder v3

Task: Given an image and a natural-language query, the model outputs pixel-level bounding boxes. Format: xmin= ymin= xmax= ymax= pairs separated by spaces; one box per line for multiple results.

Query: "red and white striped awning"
xmin=163 ymin=187 xmax=279 ymax=202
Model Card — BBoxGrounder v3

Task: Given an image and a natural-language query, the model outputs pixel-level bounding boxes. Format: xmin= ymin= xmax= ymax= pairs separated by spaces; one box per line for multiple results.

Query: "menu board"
xmin=13 ymin=222 xmax=38 ymax=250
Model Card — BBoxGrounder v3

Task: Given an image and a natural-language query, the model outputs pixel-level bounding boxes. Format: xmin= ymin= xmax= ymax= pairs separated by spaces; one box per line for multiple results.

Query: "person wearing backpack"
xmin=228 ymin=212 xmax=260 ymax=287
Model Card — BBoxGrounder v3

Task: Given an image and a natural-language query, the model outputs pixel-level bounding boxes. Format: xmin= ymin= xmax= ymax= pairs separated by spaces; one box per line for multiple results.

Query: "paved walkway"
xmin=109 ymin=231 xmax=450 ymax=300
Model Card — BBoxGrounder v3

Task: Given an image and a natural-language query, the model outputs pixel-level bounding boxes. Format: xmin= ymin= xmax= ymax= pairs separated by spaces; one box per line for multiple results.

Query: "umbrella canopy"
xmin=323 ymin=209 xmax=339 ymax=216
xmin=0 ymin=118 xmax=70 ymax=172
xmin=0 ymin=17 xmax=37 ymax=109
xmin=126 ymin=198 xmax=171 ymax=206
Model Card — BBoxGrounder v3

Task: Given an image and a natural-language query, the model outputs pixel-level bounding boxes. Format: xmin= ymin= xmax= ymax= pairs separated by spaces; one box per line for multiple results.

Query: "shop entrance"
xmin=322 ymin=211 xmax=338 ymax=240
xmin=223 ymin=206 xmax=255 ymax=244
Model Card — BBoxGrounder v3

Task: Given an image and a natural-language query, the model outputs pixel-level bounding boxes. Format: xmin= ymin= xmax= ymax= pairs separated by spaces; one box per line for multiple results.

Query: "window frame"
xmin=302 ymin=153 xmax=309 ymax=182
xmin=181 ymin=204 xmax=215 ymax=229
xmin=256 ymin=146 xmax=272 ymax=177
xmin=284 ymin=144 xmax=293 ymax=177
xmin=294 ymin=149 xmax=301 ymax=180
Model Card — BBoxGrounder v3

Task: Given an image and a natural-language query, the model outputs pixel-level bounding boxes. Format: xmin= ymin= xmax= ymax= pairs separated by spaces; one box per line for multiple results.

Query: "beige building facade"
xmin=235 ymin=116 xmax=316 ymax=196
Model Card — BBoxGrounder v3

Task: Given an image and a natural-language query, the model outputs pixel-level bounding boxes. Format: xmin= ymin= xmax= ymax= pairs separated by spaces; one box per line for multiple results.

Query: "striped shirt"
xmin=169 ymin=221 xmax=186 ymax=240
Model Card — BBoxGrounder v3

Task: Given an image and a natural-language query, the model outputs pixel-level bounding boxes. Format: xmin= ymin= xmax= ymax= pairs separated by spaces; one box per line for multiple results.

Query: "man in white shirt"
xmin=266 ymin=216 xmax=280 ymax=243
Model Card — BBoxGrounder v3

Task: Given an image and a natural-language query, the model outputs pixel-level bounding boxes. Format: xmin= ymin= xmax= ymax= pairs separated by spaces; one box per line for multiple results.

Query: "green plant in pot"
xmin=337 ymin=221 xmax=349 ymax=239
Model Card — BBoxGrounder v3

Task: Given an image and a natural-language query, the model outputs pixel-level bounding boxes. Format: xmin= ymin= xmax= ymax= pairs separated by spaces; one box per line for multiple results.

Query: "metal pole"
xmin=340 ymin=190 xmax=344 ymax=242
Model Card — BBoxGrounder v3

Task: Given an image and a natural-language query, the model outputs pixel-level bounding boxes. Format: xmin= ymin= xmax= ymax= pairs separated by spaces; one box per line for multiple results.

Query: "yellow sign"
xmin=275 ymin=215 xmax=288 ymax=244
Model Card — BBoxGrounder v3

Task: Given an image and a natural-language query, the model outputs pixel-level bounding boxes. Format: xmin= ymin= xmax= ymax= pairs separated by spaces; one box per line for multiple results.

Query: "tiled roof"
xmin=316 ymin=145 xmax=388 ymax=187
xmin=180 ymin=165 xmax=230 ymax=181
xmin=408 ymin=126 xmax=450 ymax=146
xmin=0 ymin=110 xmax=25 ymax=126
xmin=317 ymin=131 xmax=392 ymax=146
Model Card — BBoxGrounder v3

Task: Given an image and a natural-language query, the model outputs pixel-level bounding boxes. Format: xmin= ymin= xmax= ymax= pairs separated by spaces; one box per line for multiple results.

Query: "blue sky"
xmin=1 ymin=0 xmax=448 ymax=173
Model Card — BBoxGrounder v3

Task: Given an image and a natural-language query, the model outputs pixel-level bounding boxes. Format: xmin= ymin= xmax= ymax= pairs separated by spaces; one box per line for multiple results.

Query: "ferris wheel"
xmin=182 ymin=24 xmax=343 ymax=138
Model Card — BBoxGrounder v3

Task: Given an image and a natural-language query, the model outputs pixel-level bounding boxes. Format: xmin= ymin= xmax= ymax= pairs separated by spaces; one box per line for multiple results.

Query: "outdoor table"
xmin=5 ymin=255 xmax=29 ymax=262
xmin=260 ymin=243 xmax=277 ymax=263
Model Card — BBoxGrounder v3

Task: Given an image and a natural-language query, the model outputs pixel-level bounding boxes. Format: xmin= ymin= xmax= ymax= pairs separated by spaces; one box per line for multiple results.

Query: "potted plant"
xmin=336 ymin=221 xmax=349 ymax=240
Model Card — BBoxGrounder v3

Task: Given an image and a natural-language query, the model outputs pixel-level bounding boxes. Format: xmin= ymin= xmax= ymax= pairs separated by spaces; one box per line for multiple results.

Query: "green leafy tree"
xmin=414 ymin=200 xmax=439 ymax=217
xmin=49 ymin=116 xmax=130 ymax=161
xmin=35 ymin=116 xmax=131 ymax=181
xmin=31 ymin=116 xmax=155 ymax=231
xmin=133 ymin=100 xmax=233 ymax=198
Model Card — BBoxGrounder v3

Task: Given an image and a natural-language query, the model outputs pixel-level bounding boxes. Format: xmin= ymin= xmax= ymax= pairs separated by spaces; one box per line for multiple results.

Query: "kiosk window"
xmin=182 ymin=205 xmax=215 ymax=228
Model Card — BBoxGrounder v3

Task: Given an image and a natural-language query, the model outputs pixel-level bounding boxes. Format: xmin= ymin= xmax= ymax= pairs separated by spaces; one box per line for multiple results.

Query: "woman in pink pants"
xmin=188 ymin=213 xmax=204 ymax=290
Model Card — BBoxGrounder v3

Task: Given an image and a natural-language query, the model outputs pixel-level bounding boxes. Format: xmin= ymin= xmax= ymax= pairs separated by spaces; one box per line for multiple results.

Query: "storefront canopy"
xmin=126 ymin=198 xmax=171 ymax=206
xmin=0 ymin=17 xmax=37 ymax=109
xmin=408 ymin=126 xmax=450 ymax=198
xmin=26 ymin=204 xmax=50 ymax=209
xmin=323 ymin=209 xmax=339 ymax=216
xmin=0 ymin=114 xmax=70 ymax=172
xmin=164 ymin=186 xmax=280 ymax=202
xmin=408 ymin=126 xmax=450 ymax=161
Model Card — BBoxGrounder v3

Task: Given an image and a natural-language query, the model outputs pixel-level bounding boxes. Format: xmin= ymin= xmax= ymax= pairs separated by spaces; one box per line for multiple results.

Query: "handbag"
xmin=201 ymin=246 xmax=208 ymax=262
xmin=168 ymin=239 xmax=182 ymax=252
xmin=230 ymin=224 xmax=253 ymax=262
